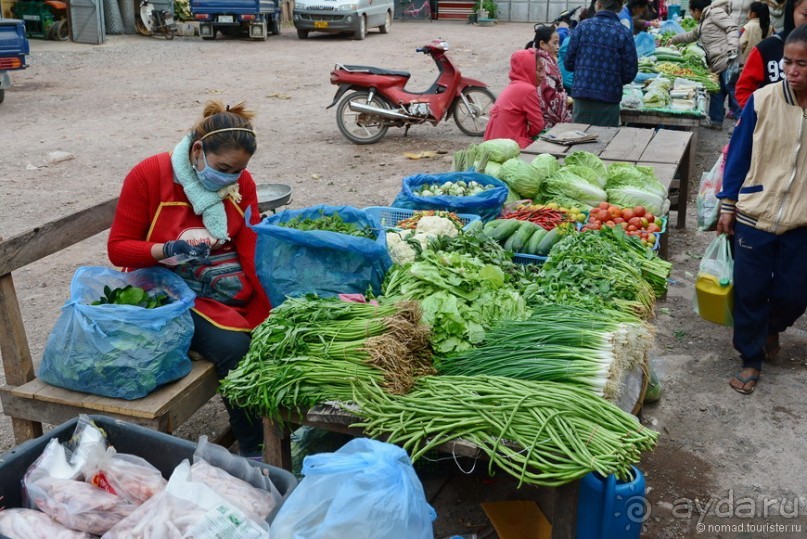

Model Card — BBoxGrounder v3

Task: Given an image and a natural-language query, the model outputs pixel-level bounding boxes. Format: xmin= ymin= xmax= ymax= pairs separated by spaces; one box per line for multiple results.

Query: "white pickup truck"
xmin=293 ymin=0 xmax=394 ymax=40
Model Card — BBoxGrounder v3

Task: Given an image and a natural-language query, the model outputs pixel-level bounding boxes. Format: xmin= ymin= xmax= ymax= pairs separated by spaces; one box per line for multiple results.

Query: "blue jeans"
xmin=732 ymin=223 xmax=807 ymax=370
xmin=708 ymin=68 xmax=741 ymax=125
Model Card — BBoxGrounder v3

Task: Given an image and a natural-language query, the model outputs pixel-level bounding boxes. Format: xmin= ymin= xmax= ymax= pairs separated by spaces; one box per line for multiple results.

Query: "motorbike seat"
xmin=341 ymin=65 xmax=411 ymax=78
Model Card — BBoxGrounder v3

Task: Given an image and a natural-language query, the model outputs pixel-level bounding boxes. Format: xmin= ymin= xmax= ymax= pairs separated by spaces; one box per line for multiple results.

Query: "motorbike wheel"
xmin=452 ymin=86 xmax=496 ymax=137
xmin=162 ymin=24 xmax=174 ymax=40
xmin=336 ymin=91 xmax=390 ymax=145
xmin=49 ymin=19 xmax=69 ymax=41
xmin=353 ymin=15 xmax=366 ymax=40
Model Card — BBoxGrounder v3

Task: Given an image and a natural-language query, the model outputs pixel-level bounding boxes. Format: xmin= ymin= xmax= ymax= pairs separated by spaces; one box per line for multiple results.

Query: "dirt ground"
xmin=2 ymin=20 xmax=807 ymax=538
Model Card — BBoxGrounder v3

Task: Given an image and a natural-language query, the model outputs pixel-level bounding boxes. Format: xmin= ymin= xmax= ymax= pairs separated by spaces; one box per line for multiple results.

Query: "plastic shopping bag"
xmin=252 ymin=205 xmax=392 ymax=308
xmin=659 ymin=20 xmax=685 ymax=34
xmin=634 ymin=31 xmax=656 ymax=58
xmin=38 ymin=266 xmax=195 ymax=400
xmin=269 ymin=438 xmax=437 ymax=539
xmin=696 ymin=147 xmax=727 ymax=231
xmin=391 ymin=172 xmax=508 ymax=222
xmin=0 ymin=508 xmax=92 ymax=538
xmin=694 ymin=234 xmax=734 ymax=326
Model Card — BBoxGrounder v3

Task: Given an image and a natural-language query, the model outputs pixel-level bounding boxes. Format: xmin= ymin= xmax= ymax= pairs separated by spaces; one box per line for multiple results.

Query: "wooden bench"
xmin=0 ymin=197 xmax=222 ymax=444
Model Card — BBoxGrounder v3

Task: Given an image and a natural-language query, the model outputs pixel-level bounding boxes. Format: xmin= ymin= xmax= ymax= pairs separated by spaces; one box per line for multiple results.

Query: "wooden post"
xmin=0 ymin=239 xmax=43 ymax=442
xmin=262 ymin=417 xmax=292 ymax=470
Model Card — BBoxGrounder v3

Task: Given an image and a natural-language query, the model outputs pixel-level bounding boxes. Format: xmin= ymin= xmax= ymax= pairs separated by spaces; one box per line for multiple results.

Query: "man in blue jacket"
xmin=564 ymin=0 xmax=639 ymax=126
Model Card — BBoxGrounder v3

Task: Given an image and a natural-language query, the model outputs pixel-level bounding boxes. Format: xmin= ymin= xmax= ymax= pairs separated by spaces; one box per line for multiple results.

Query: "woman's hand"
xmin=716 ymin=213 xmax=736 ymax=236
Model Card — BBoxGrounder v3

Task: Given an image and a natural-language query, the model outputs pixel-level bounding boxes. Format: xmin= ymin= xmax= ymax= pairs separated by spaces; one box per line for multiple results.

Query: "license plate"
xmin=314 ymin=21 xmax=329 ymax=28
xmin=218 ymin=15 xmax=234 ymax=23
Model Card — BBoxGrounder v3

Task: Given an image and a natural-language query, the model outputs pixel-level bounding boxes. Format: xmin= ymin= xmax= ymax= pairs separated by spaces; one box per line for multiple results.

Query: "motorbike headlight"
xmin=338 ymin=3 xmax=359 ymax=10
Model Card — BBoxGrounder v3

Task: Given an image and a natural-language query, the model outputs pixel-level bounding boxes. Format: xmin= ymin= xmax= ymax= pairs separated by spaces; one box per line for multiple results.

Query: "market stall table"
xmin=522 ymin=123 xmax=694 ymax=251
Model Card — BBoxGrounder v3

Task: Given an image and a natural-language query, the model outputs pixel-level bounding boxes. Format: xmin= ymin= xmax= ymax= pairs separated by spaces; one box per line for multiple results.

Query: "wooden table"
xmin=261 ymin=406 xmax=579 ymax=538
xmin=522 ymin=123 xmax=694 ymax=231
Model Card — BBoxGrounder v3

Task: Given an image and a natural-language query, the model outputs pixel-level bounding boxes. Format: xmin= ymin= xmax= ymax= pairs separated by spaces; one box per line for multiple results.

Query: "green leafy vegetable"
xmin=477 ymin=138 xmax=521 ymax=163
xmin=280 ymin=210 xmax=375 ymax=239
xmin=530 ymin=153 xmax=560 ymax=180
xmin=91 ymin=285 xmax=170 ymax=309
xmin=498 ymin=157 xmax=543 ymax=199
xmin=563 ymin=151 xmax=607 ymax=187
xmin=540 ymin=168 xmax=608 ymax=208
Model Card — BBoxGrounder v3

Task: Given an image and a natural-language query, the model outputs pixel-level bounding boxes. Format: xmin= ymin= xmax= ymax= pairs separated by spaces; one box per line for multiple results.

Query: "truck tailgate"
xmin=190 ymin=0 xmax=276 ymax=14
xmin=0 ymin=19 xmax=29 ymax=70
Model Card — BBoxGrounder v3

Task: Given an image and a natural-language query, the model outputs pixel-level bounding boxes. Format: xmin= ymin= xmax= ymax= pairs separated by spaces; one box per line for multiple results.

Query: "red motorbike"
xmin=327 ymin=39 xmax=495 ymax=144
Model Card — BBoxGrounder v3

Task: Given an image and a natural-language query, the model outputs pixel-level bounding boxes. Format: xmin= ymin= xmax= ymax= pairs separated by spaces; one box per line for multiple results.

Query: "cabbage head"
xmin=498 ymin=157 xmax=542 ymax=199
xmin=606 ymin=163 xmax=668 ymax=200
xmin=541 ymin=168 xmax=607 ymax=208
xmin=484 ymin=160 xmax=502 ymax=179
xmin=478 ymin=138 xmax=521 ymax=163
xmin=530 ymin=153 xmax=560 ymax=180
xmin=606 ymin=186 xmax=665 ymax=215
xmin=563 ymin=165 xmax=604 ymax=189
xmin=563 ymin=152 xmax=606 ymax=187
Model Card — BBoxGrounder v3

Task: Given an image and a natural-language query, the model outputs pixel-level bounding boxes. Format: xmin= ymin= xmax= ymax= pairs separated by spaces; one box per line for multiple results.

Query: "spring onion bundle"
xmin=594 ymin=225 xmax=672 ymax=297
xmin=438 ymin=304 xmax=654 ymax=400
xmin=219 ymin=296 xmax=433 ymax=419
xmin=352 ymin=375 xmax=659 ymax=487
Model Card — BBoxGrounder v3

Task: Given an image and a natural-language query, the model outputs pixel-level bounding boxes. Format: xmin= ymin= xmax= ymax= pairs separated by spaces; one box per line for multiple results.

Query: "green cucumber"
xmin=523 ymin=227 xmax=549 ymax=255
xmin=509 ymin=222 xmax=540 ymax=252
xmin=535 ymin=227 xmax=559 ymax=256
xmin=464 ymin=219 xmax=484 ymax=235
xmin=487 ymin=219 xmax=522 ymax=242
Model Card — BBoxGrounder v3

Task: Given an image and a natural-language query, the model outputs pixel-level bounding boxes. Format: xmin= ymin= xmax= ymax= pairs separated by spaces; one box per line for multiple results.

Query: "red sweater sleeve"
xmin=735 ymin=47 xmax=765 ymax=109
xmin=525 ymin=89 xmax=545 ymax=140
xmin=108 ymin=157 xmax=164 ymax=268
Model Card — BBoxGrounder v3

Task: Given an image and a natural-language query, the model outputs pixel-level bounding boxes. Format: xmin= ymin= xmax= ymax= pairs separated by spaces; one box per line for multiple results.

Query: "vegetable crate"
xmin=0 ymin=415 xmax=297 ymax=527
xmin=363 ymin=206 xmax=481 ymax=231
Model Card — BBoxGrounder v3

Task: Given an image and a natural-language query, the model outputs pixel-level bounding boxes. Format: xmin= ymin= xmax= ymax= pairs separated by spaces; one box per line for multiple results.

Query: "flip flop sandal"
xmin=730 ymin=372 xmax=759 ymax=395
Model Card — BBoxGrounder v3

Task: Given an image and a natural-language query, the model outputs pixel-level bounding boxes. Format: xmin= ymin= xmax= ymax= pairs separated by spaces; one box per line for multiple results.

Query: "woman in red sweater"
xmin=108 ymin=100 xmax=270 ymax=457
xmin=483 ymin=48 xmax=545 ymax=148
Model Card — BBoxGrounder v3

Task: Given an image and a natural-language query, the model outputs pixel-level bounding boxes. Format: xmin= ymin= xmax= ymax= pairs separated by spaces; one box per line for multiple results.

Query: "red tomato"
xmin=628 ymin=217 xmax=643 ymax=228
xmin=647 ymin=223 xmax=661 ymax=233
xmin=645 ymin=213 xmax=656 ymax=223
xmin=619 ymin=222 xmax=629 ymax=229
xmin=633 ymin=206 xmax=646 ymax=217
xmin=605 ymin=220 xmax=616 ymax=228
xmin=591 ymin=219 xmax=602 ymax=227
xmin=598 ymin=201 xmax=610 ymax=210
xmin=627 ymin=224 xmax=638 ymax=232
xmin=613 ymin=217 xmax=625 ymax=224
xmin=628 ymin=230 xmax=640 ymax=236
xmin=621 ymin=209 xmax=634 ymax=220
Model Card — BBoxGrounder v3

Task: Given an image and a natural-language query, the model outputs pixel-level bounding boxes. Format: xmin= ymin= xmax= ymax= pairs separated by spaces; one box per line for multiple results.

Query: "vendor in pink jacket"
xmin=483 ymin=49 xmax=546 ymax=148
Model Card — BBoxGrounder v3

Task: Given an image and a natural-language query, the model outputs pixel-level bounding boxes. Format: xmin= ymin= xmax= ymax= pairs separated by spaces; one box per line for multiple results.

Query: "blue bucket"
xmin=576 ymin=466 xmax=646 ymax=539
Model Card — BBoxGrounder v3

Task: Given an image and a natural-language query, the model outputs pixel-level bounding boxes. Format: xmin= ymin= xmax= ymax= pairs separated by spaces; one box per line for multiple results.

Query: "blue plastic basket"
xmin=363 ymin=206 xmax=481 ymax=231
xmin=513 ymin=252 xmax=548 ymax=265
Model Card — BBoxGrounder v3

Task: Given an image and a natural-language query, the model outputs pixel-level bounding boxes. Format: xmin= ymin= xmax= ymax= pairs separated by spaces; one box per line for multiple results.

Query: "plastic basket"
xmin=0 ymin=415 xmax=297 ymax=528
xmin=513 ymin=252 xmax=548 ymax=265
xmin=363 ymin=206 xmax=481 ymax=230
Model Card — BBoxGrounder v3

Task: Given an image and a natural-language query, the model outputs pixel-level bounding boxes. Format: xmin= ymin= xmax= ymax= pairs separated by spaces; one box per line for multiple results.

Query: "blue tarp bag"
xmin=38 ymin=266 xmax=195 ymax=400
xmin=660 ymin=19 xmax=685 ymax=34
xmin=391 ymin=172 xmax=508 ymax=222
xmin=270 ymin=438 xmax=437 ymax=539
xmin=252 ymin=205 xmax=392 ymax=308
xmin=635 ymin=31 xmax=656 ymax=57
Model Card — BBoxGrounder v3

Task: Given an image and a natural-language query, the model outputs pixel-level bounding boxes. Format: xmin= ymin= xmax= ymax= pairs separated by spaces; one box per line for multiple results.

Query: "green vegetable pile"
xmin=220 ymin=296 xmax=433 ymax=419
xmin=279 ymin=209 xmax=375 ymax=239
xmin=606 ymin=162 xmax=669 ymax=217
xmin=438 ymin=304 xmax=654 ymax=400
xmin=352 ymin=375 xmax=659 ymax=486
xmin=91 ymin=285 xmax=170 ymax=309
xmin=382 ymin=240 xmax=528 ymax=357
xmin=414 ymin=180 xmax=495 ymax=198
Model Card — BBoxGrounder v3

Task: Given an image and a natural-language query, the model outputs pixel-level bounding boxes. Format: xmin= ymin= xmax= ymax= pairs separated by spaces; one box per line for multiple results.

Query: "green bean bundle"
xmin=220 ymin=296 xmax=433 ymax=419
xmin=438 ymin=304 xmax=654 ymax=400
xmin=352 ymin=375 xmax=658 ymax=487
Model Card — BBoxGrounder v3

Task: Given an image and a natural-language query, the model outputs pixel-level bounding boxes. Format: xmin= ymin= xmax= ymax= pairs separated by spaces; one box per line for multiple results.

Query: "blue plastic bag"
xmin=270 ymin=438 xmax=436 ymax=539
xmin=252 ymin=205 xmax=392 ymax=308
xmin=634 ymin=31 xmax=656 ymax=58
xmin=38 ymin=266 xmax=195 ymax=400
xmin=391 ymin=172 xmax=508 ymax=222
xmin=660 ymin=19 xmax=685 ymax=34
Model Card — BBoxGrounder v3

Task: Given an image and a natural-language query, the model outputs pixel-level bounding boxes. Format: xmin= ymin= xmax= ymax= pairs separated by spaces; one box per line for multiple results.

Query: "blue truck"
xmin=0 ymin=19 xmax=29 ymax=104
xmin=190 ymin=0 xmax=281 ymax=41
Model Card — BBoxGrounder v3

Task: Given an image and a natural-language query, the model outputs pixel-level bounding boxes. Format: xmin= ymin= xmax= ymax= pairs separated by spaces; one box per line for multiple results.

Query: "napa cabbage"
xmin=541 ymin=168 xmax=607 ymax=208
xmin=530 ymin=153 xmax=560 ymax=180
xmin=563 ymin=152 xmax=607 ymax=187
xmin=498 ymin=157 xmax=542 ymax=199
xmin=478 ymin=138 xmax=521 ymax=163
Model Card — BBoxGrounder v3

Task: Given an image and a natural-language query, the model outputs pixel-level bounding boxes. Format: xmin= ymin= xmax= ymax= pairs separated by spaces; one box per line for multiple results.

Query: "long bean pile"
xmin=219 ymin=296 xmax=433 ymax=420
xmin=352 ymin=375 xmax=658 ymax=487
xmin=438 ymin=304 xmax=654 ymax=400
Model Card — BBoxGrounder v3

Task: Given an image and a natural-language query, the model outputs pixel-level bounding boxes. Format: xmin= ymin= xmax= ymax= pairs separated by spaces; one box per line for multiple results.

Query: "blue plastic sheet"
xmin=270 ymin=438 xmax=436 ymax=539
xmin=252 ymin=205 xmax=392 ymax=308
xmin=38 ymin=266 xmax=195 ymax=400
xmin=635 ymin=31 xmax=656 ymax=58
xmin=391 ymin=172 xmax=508 ymax=222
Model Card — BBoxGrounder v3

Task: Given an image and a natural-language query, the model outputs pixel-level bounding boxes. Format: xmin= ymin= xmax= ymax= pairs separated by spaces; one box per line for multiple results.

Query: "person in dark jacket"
xmin=564 ymin=0 xmax=638 ymax=126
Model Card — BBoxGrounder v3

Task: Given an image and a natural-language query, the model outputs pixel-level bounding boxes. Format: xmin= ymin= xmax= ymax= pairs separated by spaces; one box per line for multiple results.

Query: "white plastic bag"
xmin=0 ymin=508 xmax=92 ymax=538
xmin=270 ymin=438 xmax=436 ymax=539
xmin=697 ymin=151 xmax=725 ymax=231
xmin=694 ymin=234 xmax=734 ymax=325
xmin=103 ymin=460 xmax=269 ymax=539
